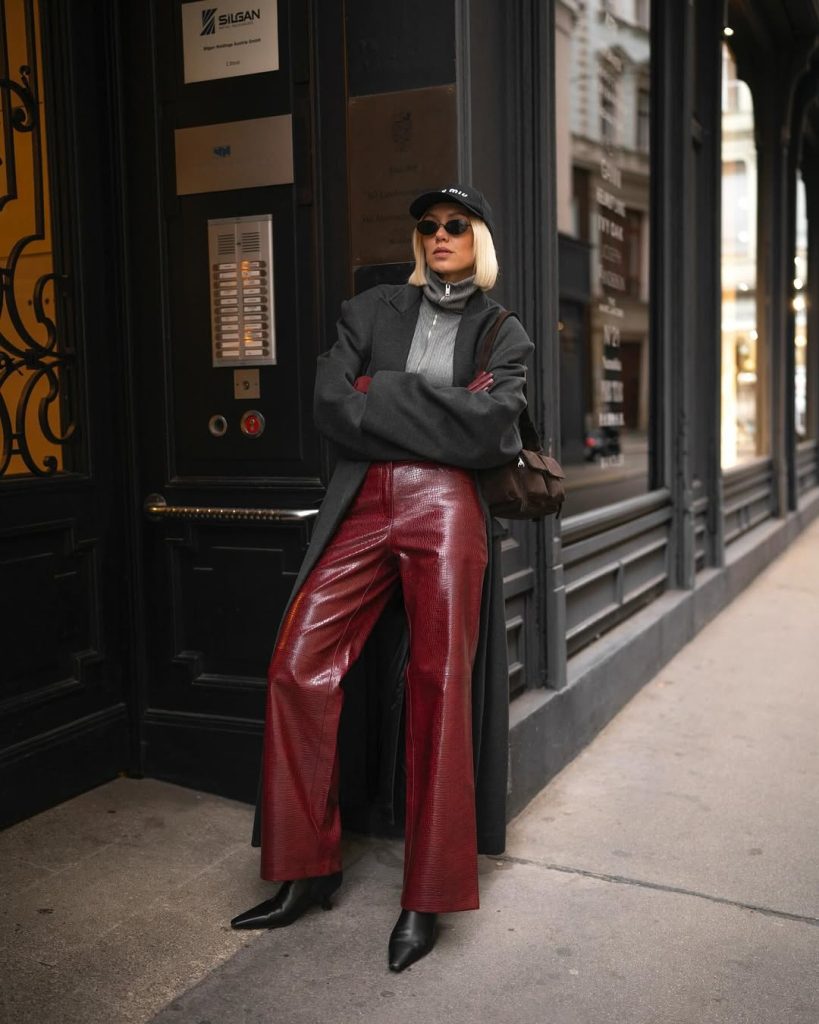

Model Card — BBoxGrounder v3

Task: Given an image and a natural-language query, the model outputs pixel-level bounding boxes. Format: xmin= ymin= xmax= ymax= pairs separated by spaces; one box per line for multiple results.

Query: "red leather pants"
xmin=260 ymin=461 xmax=488 ymax=912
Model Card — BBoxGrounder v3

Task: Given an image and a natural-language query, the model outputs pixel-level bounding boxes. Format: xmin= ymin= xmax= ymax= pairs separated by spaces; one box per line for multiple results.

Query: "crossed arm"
xmin=353 ymin=369 xmax=494 ymax=394
xmin=314 ymin=295 xmax=534 ymax=469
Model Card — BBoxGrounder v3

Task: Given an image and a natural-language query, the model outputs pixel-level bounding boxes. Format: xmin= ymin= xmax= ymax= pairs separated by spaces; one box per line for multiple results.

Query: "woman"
xmin=231 ymin=184 xmax=534 ymax=972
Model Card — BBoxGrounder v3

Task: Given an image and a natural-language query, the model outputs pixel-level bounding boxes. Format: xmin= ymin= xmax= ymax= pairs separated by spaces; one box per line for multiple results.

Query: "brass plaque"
xmin=175 ymin=116 xmax=293 ymax=196
xmin=348 ymin=85 xmax=457 ymax=266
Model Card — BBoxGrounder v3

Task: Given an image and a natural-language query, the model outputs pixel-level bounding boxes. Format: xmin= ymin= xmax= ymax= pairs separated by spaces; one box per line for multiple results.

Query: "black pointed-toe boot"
xmin=387 ymin=909 xmax=438 ymax=972
xmin=230 ymin=871 xmax=343 ymax=930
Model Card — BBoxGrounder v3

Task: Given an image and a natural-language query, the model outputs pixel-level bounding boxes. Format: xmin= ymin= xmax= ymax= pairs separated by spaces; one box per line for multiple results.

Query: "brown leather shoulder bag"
xmin=475 ymin=310 xmax=566 ymax=520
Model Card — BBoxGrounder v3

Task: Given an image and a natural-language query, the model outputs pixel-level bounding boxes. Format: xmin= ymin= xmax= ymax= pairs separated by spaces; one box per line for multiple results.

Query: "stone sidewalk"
xmin=2 ymin=519 xmax=818 ymax=1024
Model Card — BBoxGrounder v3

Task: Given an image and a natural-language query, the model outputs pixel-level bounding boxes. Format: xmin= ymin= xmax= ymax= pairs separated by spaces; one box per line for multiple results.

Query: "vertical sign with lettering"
xmin=596 ymin=52 xmax=626 ymax=460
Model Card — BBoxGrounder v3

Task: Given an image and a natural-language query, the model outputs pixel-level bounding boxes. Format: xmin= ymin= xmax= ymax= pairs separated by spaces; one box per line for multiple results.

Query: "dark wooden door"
xmin=119 ymin=0 xmax=342 ymax=801
xmin=0 ymin=0 xmax=130 ymax=826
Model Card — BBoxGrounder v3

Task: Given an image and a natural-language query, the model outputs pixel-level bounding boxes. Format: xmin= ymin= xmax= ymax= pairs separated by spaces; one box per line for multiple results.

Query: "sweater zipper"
xmin=426 ymin=283 xmax=450 ymax=343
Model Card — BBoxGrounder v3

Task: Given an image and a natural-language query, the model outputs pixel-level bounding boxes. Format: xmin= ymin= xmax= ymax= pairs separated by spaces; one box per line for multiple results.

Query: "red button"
xmin=240 ymin=410 xmax=265 ymax=438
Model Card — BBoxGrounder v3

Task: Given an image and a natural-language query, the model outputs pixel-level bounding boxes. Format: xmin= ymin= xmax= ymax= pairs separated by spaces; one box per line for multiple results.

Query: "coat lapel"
xmin=378 ymin=287 xmax=422 ymax=372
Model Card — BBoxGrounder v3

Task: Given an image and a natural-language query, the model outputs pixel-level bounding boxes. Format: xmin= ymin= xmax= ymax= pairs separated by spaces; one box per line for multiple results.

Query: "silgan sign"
xmin=182 ymin=0 xmax=279 ymax=83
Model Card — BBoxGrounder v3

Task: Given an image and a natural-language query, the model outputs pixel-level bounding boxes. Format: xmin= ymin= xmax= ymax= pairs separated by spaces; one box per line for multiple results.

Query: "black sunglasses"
xmin=416 ymin=217 xmax=472 ymax=237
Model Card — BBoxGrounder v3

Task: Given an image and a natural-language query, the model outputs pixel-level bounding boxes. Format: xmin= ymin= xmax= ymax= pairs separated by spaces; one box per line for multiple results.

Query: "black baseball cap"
xmin=409 ymin=184 xmax=495 ymax=235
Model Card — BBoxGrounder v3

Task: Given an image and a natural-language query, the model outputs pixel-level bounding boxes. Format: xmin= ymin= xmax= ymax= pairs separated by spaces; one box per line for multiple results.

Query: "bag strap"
xmin=518 ymin=403 xmax=543 ymax=452
xmin=475 ymin=310 xmax=516 ymax=375
xmin=476 ymin=309 xmax=544 ymax=453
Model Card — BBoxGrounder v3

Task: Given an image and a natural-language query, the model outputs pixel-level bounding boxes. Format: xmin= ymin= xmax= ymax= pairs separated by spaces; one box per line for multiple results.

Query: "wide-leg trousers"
xmin=260 ymin=461 xmax=488 ymax=912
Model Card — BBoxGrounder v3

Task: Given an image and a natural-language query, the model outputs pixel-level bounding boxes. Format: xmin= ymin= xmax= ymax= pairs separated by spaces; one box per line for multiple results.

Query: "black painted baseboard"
xmin=141 ymin=709 xmax=264 ymax=806
xmin=0 ymin=705 xmax=129 ymax=829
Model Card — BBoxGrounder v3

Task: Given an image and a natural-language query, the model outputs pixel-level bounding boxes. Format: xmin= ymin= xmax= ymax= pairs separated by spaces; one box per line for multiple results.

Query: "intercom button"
xmin=240 ymin=410 xmax=265 ymax=438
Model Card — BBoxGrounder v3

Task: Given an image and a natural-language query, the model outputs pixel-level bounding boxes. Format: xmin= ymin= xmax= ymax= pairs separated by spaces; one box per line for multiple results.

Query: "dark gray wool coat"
xmin=253 ymin=282 xmax=534 ymax=856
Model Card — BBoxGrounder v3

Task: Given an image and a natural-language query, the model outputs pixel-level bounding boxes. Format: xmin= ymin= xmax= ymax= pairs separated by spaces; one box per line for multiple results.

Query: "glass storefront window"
xmin=0 ymin=0 xmax=74 ymax=478
xmin=720 ymin=45 xmax=760 ymax=468
xmin=794 ymin=172 xmax=809 ymax=440
xmin=554 ymin=0 xmax=652 ymax=517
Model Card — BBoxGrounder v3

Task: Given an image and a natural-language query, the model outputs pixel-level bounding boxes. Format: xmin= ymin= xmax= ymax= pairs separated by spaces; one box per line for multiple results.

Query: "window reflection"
xmin=720 ymin=44 xmax=759 ymax=468
xmin=795 ymin=172 xmax=809 ymax=440
xmin=555 ymin=0 xmax=651 ymax=516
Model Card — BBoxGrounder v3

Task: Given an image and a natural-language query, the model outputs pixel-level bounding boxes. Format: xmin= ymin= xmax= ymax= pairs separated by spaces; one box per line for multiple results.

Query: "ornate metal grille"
xmin=0 ymin=0 xmax=77 ymax=477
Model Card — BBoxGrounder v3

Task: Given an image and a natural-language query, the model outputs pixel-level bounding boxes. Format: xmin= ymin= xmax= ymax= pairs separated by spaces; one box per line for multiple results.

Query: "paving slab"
xmin=0 ymin=777 xmax=253 ymax=874
xmin=149 ymin=849 xmax=819 ymax=1024
xmin=0 ymin=855 xmax=53 ymax=901
xmin=509 ymin=520 xmax=819 ymax=919
xmin=0 ymin=781 xmax=379 ymax=1024
xmin=0 ymin=952 xmax=124 ymax=1024
xmin=0 ymin=782 xmax=268 ymax=1023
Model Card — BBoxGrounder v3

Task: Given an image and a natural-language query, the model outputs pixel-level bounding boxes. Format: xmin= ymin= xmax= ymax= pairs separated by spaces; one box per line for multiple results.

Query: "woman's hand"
xmin=353 ymin=375 xmax=372 ymax=394
xmin=466 ymin=371 xmax=494 ymax=393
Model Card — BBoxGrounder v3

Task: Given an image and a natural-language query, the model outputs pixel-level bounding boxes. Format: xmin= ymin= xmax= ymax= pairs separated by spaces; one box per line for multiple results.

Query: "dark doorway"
xmin=118 ymin=0 xmax=343 ymax=802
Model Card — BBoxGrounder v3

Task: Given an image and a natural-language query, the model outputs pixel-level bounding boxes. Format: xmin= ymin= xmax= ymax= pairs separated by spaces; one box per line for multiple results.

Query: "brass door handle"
xmin=143 ymin=493 xmax=319 ymax=524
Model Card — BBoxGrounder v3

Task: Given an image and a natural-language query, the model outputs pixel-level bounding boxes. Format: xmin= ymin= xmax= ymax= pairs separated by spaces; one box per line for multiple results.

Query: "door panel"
xmin=147 ymin=517 xmax=311 ymax=713
xmin=121 ymin=0 xmax=327 ymax=800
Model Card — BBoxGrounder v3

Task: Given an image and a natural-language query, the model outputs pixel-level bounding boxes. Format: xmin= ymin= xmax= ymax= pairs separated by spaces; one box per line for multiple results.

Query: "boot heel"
xmin=313 ymin=870 xmax=343 ymax=902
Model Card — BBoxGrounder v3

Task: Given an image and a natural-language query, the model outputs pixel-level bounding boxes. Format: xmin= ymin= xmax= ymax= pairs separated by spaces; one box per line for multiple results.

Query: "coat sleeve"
xmin=360 ymin=317 xmax=534 ymax=469
xmin=313 ymin=293 xmax=421 ymax=461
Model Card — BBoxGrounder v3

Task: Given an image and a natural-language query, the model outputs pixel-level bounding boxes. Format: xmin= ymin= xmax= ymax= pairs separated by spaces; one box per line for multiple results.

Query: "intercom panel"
xmin=208 ymin=215 xmax=276 ymax=367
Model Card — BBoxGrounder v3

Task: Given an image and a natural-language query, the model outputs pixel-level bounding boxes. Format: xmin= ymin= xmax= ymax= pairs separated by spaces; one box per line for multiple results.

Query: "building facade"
xmin=1 ymin=0 xmax=818 ymax=827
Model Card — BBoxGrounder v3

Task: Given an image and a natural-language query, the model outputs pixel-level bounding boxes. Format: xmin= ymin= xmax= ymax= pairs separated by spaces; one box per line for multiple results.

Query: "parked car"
xmin=584 ymin=426 xmax=621 ymax=462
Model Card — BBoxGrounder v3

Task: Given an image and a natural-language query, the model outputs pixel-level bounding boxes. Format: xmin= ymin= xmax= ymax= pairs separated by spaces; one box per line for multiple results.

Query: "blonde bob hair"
xmin=408 ymin=215 xmax=498 ymax=291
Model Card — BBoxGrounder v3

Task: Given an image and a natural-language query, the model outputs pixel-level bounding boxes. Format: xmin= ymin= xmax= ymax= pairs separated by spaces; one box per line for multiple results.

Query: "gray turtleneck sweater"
xmin=404 ymin=271 xmax=478 ymax=386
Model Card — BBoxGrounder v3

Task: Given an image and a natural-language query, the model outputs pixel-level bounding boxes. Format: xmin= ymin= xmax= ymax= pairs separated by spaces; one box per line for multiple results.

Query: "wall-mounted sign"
xmin=181 ymin=0 xmax=279 ymax=83
xmin=348 ymin=85 xmax=457 ymax=266
xmin=175 ymin=115 xmax=293 ymax=195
